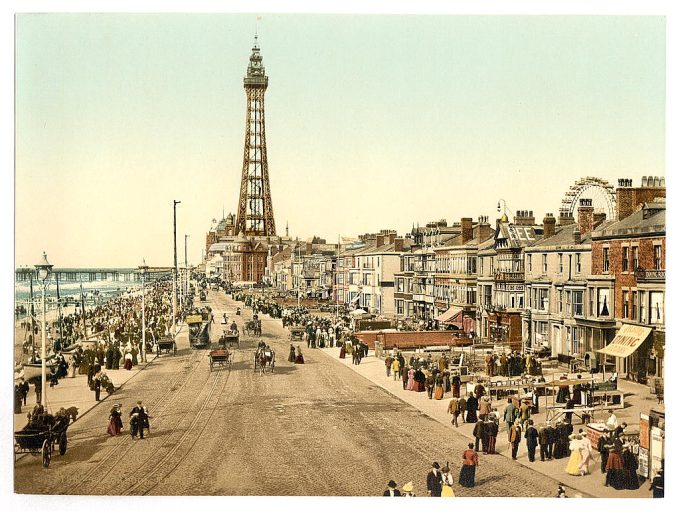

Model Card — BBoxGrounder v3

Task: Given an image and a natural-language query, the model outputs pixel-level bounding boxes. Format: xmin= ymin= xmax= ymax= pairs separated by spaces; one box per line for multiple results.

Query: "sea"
xmin=14 ymin=268 xmax=146 ymax=313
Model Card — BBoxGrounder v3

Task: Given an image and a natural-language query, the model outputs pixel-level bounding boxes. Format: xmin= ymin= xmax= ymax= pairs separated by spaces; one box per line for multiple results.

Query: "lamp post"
xmin=139 ymin=259 xmax=149 ymax=363
xmin=35 ymin=252 xmax=53 ymax=407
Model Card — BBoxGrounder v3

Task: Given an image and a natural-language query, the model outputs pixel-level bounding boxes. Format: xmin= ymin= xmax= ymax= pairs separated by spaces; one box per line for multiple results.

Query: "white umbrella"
xmin=350 ymin=308 xmax=367 ymax=316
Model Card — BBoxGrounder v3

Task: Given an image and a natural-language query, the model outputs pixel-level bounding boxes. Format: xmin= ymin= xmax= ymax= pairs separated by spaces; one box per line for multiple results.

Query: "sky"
xmin=13 ymin=13 xmax=667 ymax=268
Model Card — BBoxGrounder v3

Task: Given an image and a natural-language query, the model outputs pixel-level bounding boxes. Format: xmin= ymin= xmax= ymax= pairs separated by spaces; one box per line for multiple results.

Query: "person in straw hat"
xmin=402 ymin=481 xmax=415 ymax=497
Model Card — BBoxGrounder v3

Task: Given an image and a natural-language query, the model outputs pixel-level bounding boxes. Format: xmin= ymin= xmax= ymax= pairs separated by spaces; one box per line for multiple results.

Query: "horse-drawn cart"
xmin=254 ymin=346 xmax=275 ymax=374
xmin=289 ymin=326 xmax=305 ymax=342
xmin=244 ymin=319 xmax=262 ymax=337
xmin=209 ymin=349 xmax=232 ymax=372
xmin=14 ymin=415 xmax=69 ymax=468
xmin=219 ymin=330 xmax=240 ymax=349
xmin=156 ymin=335 xmax=177 ymax=356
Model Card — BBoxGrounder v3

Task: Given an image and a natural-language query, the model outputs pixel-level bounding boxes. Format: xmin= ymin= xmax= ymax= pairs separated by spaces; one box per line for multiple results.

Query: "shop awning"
xmin=597 ymin=324 xmax=652 ymax=358
xmin=436 ymin=306 xmax=462 ymax=323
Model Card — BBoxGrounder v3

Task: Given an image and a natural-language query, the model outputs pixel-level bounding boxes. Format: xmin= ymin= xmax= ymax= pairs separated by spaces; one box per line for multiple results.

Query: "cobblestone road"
xmin=15 ymin=293 xmax=558 ymax=496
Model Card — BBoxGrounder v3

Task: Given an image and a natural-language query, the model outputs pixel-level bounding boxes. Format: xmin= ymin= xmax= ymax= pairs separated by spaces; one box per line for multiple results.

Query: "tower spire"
xmin=235 ymin=37 xmax=276 ymax=237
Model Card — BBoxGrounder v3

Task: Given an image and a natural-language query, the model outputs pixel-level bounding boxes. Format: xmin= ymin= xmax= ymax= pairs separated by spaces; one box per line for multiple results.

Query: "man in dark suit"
xmin=524 ymin=419 xmax=539 ymax=462
xmin=383 ymin=480 xmax=401 ymax=496
xmin=538 ymin=424 xmax=550 ymax=461
xmin=426 ymin=462 xmax=443 ymax=497
xmin=130 ymin=400 xmax=149 ymax=439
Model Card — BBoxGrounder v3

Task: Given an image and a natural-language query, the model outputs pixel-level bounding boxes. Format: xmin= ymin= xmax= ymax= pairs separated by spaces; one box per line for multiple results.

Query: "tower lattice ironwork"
xmin=235 ymin=36 xmax=276 ymax=237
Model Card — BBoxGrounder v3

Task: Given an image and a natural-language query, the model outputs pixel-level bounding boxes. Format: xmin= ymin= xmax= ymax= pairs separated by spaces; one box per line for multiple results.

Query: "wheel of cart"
xmin=42 ymin=438 xmax=52 ymax=468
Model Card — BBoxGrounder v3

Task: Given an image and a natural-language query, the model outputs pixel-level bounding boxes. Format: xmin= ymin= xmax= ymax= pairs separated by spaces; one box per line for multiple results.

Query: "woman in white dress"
xmin=578 ymin=431 xmax=593 ymax=475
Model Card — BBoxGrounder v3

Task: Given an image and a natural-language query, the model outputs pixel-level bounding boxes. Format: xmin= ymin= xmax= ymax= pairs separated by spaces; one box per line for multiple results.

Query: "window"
xmin=632 ymin=291 xmax=638 ymax=321
xmin=576 ymin=253 xmax=582 ymax=274
xmin=654 ymin=245 xmax=662 ymax=270
xmin=527 ymin=254 xmax=532 ymax=272
xmin=538 ymin=288 xmax=549 ymax=311
xmin=632 ymin=246 xmax=639 ymax=270
xmin=623 ymin=291 xmax=629 ymax=319
xmin=363 ymin=294 xmax=371 ymax=308
xmin=558 ymin=253 xmax=563 ymax=273
xmin=478 ymin=257 xmax=483 ymax=275
xmin=542 ymin=254 xmax=548 ymax=273
xmin=484 ymin=286 xmax=492 ymax=306
xmin=573 ymin=291 xmax=584 ymax=316
xmin=589 ymin=288 xmax=594 ymax=316
xmin=649 ymin=291 xmax=664 ymax=324
xmin=396 ymin=278 xmax=404 ymax=292
xmin=396 ymin=300 xmax=404 ymax=315
xmin=622 ymin=247 xmax=629 ymax=271
xmin=597 ymin=289 xmax=610 ymax=317
xmin=639 ymin=291 xmax=646 ymax=323
xmin=603 ymin=248 xmax=610 ymax=272
xmin=571 ymin=326 xmax=582 ymax=356
xmin=558 ymin=289 xmax=563 ymax=313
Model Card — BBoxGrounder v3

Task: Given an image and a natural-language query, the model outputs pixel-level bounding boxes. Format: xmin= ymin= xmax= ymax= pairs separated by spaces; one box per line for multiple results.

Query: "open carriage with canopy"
xmin=14 ymin=411 xmax=70 ymax=468
xmin=218 ymin=329 xmax=240 ymax=349
xmin=289 ymin=326 xmax=305 ymax=342
xmin=156 ymin=335 xmax=177 ymax=356
xmin=209 ymin=349 xmax=232 ymax=372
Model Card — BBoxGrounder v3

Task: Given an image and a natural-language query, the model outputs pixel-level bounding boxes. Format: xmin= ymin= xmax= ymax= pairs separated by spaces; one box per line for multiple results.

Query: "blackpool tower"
xmin=235 ymin=36 xmax=276 ymax=237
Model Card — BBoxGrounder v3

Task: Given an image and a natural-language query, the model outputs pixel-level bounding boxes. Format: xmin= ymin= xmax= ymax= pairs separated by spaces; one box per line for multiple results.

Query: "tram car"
xmin=187 ymin=314 xmax=211 ymax=349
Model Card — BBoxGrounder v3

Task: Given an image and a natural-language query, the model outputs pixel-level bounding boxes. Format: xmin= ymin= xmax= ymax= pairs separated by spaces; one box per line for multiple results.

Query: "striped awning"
xmin=598 ymin=324 xmax=652 ymax=358
xmin=436 ymin=306 xmax=462 ymax=323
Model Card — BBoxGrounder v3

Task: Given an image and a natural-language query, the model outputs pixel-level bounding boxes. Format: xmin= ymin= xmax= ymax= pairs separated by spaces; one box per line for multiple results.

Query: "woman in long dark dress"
xmin=466 ymin=393 xmax=478 ymax=423
xmin=107 ymin=404 xmax=123 ymax=436
xmin=459 ymin=443 xmax=479 ymax=488
xmin=288 ymin=344 xmax=296 ymax=363
xmin=622 ymin=447 xmax=640 ymax=490
xmin=605 ymin=447 xmax=626 ymax=490
xmin=414 ymin=368 xmax=426 ymax=392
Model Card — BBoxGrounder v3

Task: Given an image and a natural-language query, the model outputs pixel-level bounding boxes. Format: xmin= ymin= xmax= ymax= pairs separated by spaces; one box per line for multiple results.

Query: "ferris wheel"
xmin=560 ymin=176 xmax=617 ymax=219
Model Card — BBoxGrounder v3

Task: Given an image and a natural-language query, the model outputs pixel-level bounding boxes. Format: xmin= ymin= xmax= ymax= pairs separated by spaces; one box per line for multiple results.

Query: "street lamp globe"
xmin=35 ymin=251 xmax=53 ymax=282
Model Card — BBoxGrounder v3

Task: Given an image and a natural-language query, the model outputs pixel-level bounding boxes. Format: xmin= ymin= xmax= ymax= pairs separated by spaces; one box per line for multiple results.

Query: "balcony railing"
xmin=494 ymin=271 xmax=525 ymax=282
xmin=635 ymin=268 xmax=665 ymax=281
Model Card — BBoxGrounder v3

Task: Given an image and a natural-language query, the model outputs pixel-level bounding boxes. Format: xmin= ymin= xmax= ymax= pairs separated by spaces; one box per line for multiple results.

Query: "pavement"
xmin=317 ymin=345 xmax=656 ymax=498
xmin=13 ymin=324 xmax=187 ymax=434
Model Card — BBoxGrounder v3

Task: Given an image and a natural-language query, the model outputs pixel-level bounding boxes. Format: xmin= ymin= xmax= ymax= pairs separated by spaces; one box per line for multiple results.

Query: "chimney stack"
xmin=593 ymin=212 xmax=607 ymax=229
xmin=543 ymin=213 xmax=556 ymax=238
xmin=394 ymin=237 xmax=404 ymax=253
xmin=577 ymin=198 xmax=594 ymax=235
xmin=572 ymin=226 xmax=581 ymax=244
xmin=389 ymin=232 xmax=397 ymax=245
xmin=376 ymin=234 xmax=385 ymax=247
xmin=616 ymin=176 xmax=666 ymax=221
xmin=461 ymin=217 xmax=473 ymax=243
xmin=558 ymin=208 xmax=575 ymax=226
xmin=477 ymin=216 xmax=493 ymax=243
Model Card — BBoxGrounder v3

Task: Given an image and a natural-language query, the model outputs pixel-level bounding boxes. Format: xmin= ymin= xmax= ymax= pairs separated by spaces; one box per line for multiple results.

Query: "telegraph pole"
xmin=173 ymin=200 xmax=181 ymax=337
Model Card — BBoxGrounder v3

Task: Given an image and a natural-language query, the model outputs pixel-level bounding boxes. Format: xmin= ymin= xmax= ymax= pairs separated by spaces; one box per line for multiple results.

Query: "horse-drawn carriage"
xmin=218 ymin=329 xmax=240 ymax=349
xmin=254 ymin=344 xmax=275 ymax=374
xmin=244 ymin=319 xmax=262 ymax=337
xmin=289 ymin=326 xmax=305 ymax=342
xmin=14 ymin=411 xmax=70 ymax=468
xmin=209 ymin=349 xmax=232 ymax=372
xmin=187 ymin=314 xmax=211 ymax=349
xmin=156 ymin=335 xmax=177 ymax=356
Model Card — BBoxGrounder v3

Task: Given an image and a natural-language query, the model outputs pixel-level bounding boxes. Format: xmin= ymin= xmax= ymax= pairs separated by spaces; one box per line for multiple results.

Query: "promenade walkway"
xmin=319 ymin=346 xmax=655 ymax=498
